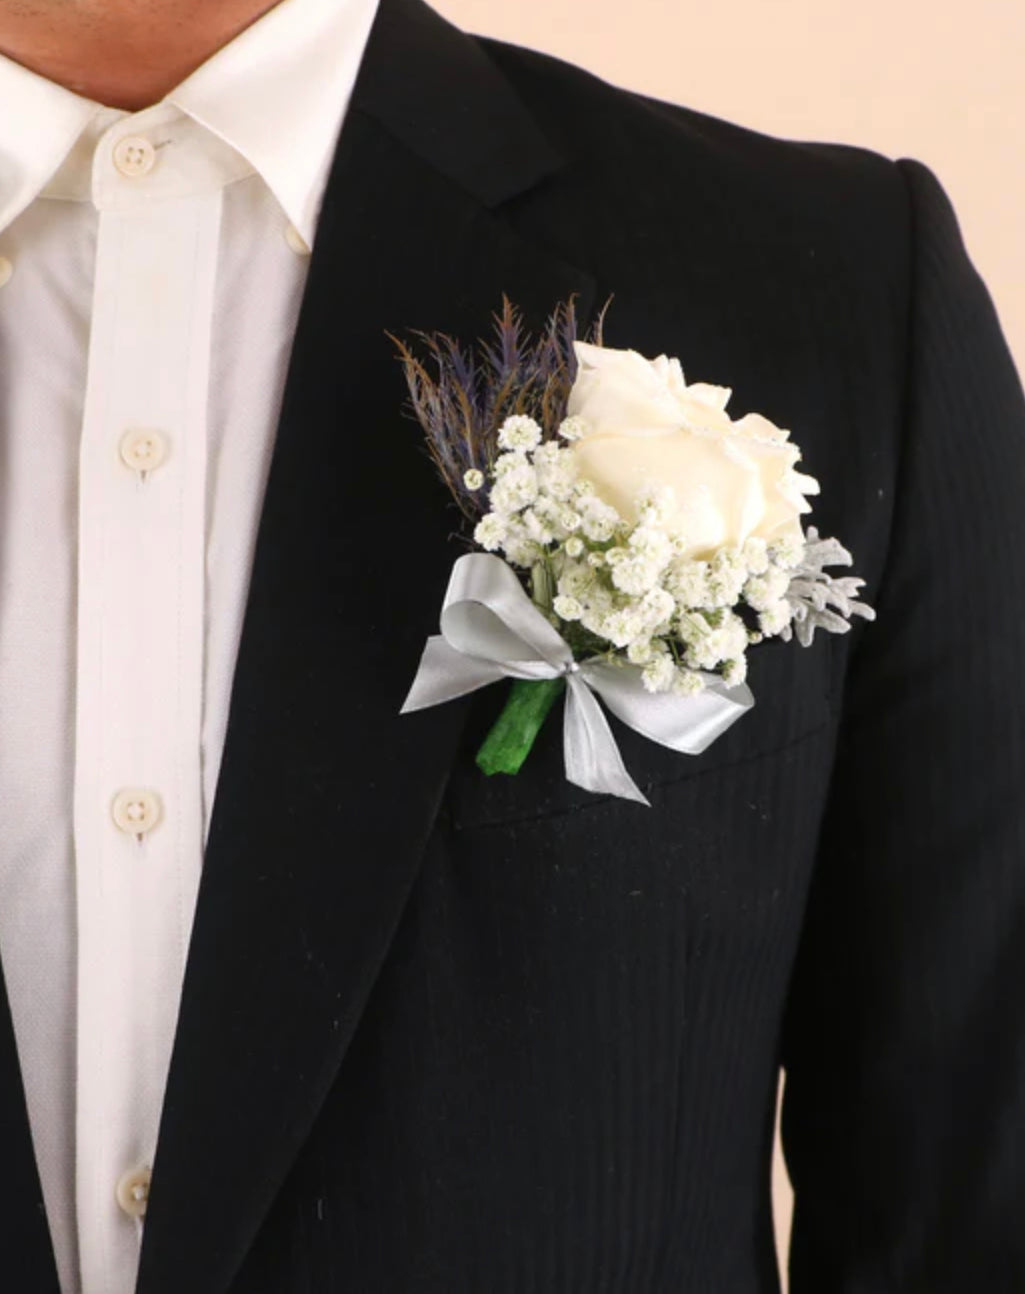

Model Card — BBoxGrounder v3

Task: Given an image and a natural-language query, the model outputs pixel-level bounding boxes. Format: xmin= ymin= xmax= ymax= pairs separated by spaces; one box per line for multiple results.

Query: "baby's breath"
xmin=641 ymin=654 xmax=676 ymax=693
xmin=553 ymin=595 xmax=584 ymax=622
xmin=471 ymin=432 xmax=869 ymax=692
xmin=558 ymin=415 xmax=590 ymax=441
xmin=672 ymin=669 xmax=706 ymax=698
xmin=473 ymin=513 xmax=506 ymax=551
xmin=497 ymin=414 xmax=543 ymax=452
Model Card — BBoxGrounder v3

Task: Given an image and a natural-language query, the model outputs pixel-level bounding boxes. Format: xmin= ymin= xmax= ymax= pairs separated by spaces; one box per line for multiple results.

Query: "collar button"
xmin=112 ymin=135 xmax=157 ymax=178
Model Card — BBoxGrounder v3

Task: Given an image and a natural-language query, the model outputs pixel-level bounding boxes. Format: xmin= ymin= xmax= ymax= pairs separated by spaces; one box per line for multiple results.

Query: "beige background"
xmin=431 ymin=0 xmax=1025 ymax=1282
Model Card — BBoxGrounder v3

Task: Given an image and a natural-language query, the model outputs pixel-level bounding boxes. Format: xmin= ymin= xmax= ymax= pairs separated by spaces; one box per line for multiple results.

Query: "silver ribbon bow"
xmin=401 ymin=553 xmax=754 ymax=807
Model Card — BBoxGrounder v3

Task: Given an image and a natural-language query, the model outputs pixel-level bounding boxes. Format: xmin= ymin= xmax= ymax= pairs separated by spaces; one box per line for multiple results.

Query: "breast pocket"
xmin=446 ymin=632 xmax=837 ymax=831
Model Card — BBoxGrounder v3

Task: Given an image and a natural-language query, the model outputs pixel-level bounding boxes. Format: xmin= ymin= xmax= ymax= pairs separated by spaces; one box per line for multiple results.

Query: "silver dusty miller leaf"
xmin=780 ymin=526 xmax=876 ymax=646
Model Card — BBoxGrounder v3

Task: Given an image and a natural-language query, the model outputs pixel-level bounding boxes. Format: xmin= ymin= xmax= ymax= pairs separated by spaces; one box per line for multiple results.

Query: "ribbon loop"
xmin=401 ymin=553 xmax=755 ymax=805
xmin=438 ymin=553 xmax=572 ymax=673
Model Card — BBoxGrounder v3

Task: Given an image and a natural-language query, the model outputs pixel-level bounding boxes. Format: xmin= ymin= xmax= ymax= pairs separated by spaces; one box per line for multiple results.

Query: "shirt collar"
xmin=0 ymin=0 xmax=381 ymax=248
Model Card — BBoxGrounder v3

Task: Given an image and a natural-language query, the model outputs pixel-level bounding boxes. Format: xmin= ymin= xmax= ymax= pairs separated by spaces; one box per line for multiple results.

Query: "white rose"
xmin=565 ymin=340 xmax=819 ymax=560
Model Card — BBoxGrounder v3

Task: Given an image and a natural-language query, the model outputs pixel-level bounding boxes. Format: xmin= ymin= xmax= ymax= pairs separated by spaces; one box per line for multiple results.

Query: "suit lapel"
xmin=0 ymin=970 xmax=61 ymax=1289
xmin=137 ymin=2 xmax=595 ymax=1291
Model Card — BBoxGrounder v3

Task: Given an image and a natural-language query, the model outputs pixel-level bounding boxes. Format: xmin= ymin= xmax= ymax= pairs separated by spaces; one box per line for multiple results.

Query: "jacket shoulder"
xmin=475 ymin=33 xmax=910 ymax=272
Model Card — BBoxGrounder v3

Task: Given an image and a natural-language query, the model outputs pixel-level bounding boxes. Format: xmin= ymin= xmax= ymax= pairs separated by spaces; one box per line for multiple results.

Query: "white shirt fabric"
xmin=0 ymin=0 xmax=380 ymax=1290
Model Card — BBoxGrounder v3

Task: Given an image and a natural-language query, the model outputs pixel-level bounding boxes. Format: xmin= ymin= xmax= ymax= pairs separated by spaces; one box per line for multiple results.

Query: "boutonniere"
xmin=392 ymin=297 xmax=874 ymax=806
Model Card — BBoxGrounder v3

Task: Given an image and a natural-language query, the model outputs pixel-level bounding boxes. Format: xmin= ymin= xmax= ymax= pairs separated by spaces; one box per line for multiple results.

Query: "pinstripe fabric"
xmin=223 ymin=68 xmax=1025 ymax=1294
xmin=779 ymin=156 xmax=1025 ymax=1290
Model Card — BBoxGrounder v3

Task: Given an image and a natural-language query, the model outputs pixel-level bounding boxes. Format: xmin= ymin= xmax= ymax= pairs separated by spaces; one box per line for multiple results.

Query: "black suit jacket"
xmin=3 ymin=0 xmax=1025 ymax=1289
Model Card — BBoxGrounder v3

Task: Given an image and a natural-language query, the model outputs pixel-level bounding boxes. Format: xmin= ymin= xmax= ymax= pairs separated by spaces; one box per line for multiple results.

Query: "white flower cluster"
xmin=471 ymin=415 xmax=811 ymax=696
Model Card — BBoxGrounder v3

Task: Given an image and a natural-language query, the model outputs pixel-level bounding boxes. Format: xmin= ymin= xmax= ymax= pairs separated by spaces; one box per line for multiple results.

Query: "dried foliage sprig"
xmin=387 ymin=293 xmax=609 ymax=522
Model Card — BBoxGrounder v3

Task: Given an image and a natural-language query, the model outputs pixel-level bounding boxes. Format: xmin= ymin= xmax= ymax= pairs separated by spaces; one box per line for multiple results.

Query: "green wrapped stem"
xmin=476 ymin=677 xmax=566 ymax=776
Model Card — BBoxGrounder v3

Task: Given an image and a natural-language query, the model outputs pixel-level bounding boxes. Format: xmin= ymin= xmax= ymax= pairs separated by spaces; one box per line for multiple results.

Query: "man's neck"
xmin=0 ymin=0 xmax=284 ymax=110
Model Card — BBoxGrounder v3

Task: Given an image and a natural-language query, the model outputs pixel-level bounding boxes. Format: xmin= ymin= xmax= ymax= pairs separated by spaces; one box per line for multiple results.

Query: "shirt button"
xmin=119 ymin=427 xmax=169 ymax=479
xmin=112 ymin=135 xmax=157 ymax=178
xmin=284 ymin=223 xmax=310 ymax=255
xmin=115 ymin=1165 xmax=152 ymax=1219
xmin=0 ymin=255 xmax=13 ymax=288
xmin=111 ymin=787 xmax=162 ymax=841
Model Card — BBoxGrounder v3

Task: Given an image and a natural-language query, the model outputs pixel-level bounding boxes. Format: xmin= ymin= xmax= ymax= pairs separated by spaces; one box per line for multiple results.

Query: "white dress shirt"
xmin=0 ymin=0 xmax=380 ymax=1289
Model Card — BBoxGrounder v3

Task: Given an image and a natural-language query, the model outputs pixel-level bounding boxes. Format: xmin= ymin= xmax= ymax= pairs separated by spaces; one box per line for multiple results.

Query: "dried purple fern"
xmin=387 ymin=293 xmax=611 ymax=522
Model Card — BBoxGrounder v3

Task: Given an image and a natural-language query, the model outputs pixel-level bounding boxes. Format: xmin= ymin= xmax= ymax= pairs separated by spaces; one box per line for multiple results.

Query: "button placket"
xmin=74 ymin=157 xmax=221 ymax=1294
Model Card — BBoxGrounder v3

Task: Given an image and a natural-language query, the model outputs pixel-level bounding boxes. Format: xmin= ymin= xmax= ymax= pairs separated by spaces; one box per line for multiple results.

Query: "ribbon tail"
xmin=583 ymin=662 xmax=754 ymax=755
xmin=400 ymin=635 xmax=506 ymax=713
xmin=562 ymin=675 xmax=651 ymax=807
